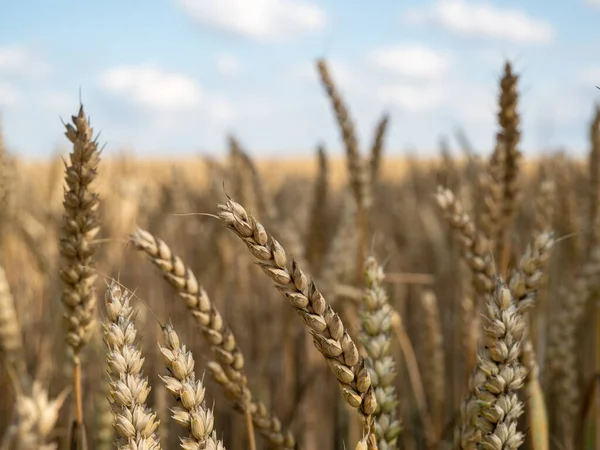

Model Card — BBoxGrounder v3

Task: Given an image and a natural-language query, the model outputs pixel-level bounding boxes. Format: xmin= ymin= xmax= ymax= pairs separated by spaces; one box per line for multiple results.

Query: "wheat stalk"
xmin=59 ymin=105 xmax=102 ymax=428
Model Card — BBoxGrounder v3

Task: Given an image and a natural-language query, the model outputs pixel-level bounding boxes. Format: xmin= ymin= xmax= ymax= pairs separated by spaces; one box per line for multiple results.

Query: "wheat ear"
xmin=104 ymin=281 xmax=161 ymax=450
xmin=435 ymin=187 xmax=494 ymax=296
xmin=316 ymin=58 xmax=371 ymax=211
xmin=360 ymin=257 xmax=402 ymax=449
xmin=159 ymin=323 xmax=225 ymax=450
xmin=1 ymin=382 xmax=68 ymax=450
xmin=418 ymin=289 xmax=446 ymax=439
xmin=546 ymin=248 xmax=600 ymax=450
xmin=0 ymin=265 xmax=29 ymax=389
xmin=455 ymin=280 xmax=526 ymax=450
xmin=508 ymin=232 xmax=555 ymax=450
xmin=369 ymin=113 xmax=390 ymax=184
xmin=497 ymin=62 xmax=522 ymax=229
xmin=130 ymin=228 xmax=294 ymax=449
xmin=217 ymin=197 xmax=377 ymax=435
xmin=436 ymin=186 xmax=495 ymax=378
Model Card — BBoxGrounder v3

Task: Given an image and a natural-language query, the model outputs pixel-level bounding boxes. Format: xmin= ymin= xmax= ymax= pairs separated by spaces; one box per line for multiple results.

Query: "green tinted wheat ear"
xmin=159 ymin=324 xmax=225 ymax=450
xmin=60 ymin=105 xmax=101 ymax=427
xmin=360 ymin=257 xmax=401 ymax=449
xmin=455 ymin=280 xmax=526 ymax=450
xmin=104 ymin=282 xmax=161 ymax=450
xmin=217 ymin=198 xmax=377 ymax=433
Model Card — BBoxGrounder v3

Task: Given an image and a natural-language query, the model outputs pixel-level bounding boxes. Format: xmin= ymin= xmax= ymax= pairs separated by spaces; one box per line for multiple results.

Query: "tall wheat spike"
xmin=59 ymin=105 xmax=101 ymax=430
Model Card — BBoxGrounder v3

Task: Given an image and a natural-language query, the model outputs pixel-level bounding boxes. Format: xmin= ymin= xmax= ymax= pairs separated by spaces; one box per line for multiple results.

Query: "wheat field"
xmin=0 ymin=59 xmax=597 ymax=450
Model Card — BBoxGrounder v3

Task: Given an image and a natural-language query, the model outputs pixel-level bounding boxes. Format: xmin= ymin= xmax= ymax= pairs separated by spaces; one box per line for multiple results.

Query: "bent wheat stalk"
xmin=217 ymin=197 xmax=377 ymax=438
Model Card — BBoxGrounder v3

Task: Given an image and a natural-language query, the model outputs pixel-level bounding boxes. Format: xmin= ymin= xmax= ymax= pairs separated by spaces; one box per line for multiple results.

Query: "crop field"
xmin=0 ymin=58 xmax=598 ymax=450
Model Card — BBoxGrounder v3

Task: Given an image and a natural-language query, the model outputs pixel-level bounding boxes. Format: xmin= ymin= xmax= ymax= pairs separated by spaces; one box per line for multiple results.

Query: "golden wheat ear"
xmin=159 ymin=323 xmax=227 ymax=450
xmin=103 ymin=281 xmax=161 ymax=450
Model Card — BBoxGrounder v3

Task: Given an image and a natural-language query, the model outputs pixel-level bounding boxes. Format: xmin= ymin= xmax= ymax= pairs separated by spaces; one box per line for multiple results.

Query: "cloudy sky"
xmin=1 ymin=0 xmax=599 ymax=158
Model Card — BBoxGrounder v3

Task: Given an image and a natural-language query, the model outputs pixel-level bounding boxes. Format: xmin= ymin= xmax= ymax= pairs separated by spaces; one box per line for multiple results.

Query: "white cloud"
xmin=0 ymin=47 xmax=29 ymax=73
xmin=174 ymin=0 xmax=325 ymax=41
xmin=407 ymin=0 xmax=555 ymax=44
xmin=207 ymin=93 xmax=237 ymax=123
xmin=579 ymin=67 xmax=600 ymax=86
xmin=377 ymin=83 xmax=444 ymax=112
xmin=40 ymin=91 xmax=72 ymax=111
xmin=216 ymin=54 xmax=240 ymax=77
xmin=446 ymin=84 xmax=495 ymax=124
xmin=0 ymin=46 xmax=49 ymax=77
xmin=0 ymin=82 xmax=18 ymax=107
xmin=369 ymin=45 xmax=451 ymax=78
xmin=100 ymin=63 xmax=203 ymax=110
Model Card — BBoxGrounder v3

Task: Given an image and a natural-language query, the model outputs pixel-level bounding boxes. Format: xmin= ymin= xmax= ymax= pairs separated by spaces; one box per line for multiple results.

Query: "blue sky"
xmin=0 ymin=0 xmax=599 ymax=159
